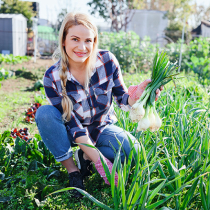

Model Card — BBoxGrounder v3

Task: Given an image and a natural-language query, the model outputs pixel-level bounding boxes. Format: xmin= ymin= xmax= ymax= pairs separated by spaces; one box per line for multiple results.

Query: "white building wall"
xmin=12 ymin=15 xmax=27 ymax=56
xmin=127 ymin=10 xmax=168 ymax=42
xmin=0 ymin=14 xmax=27 ymax=56
xmin=201 ymin=24 xmax=210 ymax=37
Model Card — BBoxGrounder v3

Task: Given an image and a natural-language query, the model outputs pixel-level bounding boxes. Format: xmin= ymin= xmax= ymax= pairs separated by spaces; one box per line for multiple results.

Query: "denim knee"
xmin=35 ymin=105 xmax=74 ymax=162
xmin=96 ymin=124 xmax=140 ymax=163
xmin=35 ymin=105 xmax=63 ymax=125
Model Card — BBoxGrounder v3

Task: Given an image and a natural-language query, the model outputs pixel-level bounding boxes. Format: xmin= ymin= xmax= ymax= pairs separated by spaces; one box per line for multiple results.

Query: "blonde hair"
xmin=54 ymin=12 xmax=98 ymax=121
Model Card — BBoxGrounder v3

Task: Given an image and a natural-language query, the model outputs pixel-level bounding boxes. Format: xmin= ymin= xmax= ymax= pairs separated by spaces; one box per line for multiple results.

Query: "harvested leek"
xmin=130 ymin=51 xmax=180 ymax=132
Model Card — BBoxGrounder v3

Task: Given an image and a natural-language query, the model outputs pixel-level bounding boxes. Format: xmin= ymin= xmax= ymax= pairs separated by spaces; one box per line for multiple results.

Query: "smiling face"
xmin=63 ymin=25 xmax=95 ymax=66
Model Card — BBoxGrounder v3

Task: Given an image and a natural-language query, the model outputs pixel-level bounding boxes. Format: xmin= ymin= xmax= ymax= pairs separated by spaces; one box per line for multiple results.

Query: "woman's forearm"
xmin=75 ymin=135 xmax=99 ymax=163
xmin=128 ymin=96 xmax=136 ymax=107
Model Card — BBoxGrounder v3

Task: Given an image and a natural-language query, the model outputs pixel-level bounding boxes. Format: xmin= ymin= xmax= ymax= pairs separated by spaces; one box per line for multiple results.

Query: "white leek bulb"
xmin=148 ymin=107 xmax=156 ymax=132
xmin=155 ymin=113 xmax=162 ymax=129
xmin=151 ymin=106 xmax=162 ymax=131
xmin=130 ymin=102 xmax=145 ymax=122
xmin=137 ymin=106 xmax=150 ymax=131
xmin=129 ymin=109 xmax=139 ymax=122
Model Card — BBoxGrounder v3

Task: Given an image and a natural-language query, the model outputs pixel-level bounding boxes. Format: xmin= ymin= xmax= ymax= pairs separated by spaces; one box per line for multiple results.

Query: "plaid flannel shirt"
xmin=43 ymin=50 xmax=131 ymax=144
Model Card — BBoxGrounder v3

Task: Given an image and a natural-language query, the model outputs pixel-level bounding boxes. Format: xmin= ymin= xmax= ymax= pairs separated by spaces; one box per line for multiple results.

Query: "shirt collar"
xmin=90 ymin=54 xmax=104 ymax=76
xmin=66 ymin=68 xmax=81 ymax=86
xmin=95 ymin=54 xmax=104 ymax=68
xmin=66 ymin=67 xmax=72 ymax=81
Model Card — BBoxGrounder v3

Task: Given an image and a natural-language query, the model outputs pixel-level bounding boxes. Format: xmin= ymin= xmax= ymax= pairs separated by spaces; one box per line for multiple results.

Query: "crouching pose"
xmin=35 ymin=12 xmax=162 ymax=198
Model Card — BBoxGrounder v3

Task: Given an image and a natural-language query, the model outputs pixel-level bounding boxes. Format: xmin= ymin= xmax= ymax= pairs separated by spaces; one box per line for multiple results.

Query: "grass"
xmin=0 ymin=67 xmax=47 ymax=134
xmin=0 ymin=82 xmax=34 ymax=131
xmin=0 ymin=69 xmax=210 ymax=209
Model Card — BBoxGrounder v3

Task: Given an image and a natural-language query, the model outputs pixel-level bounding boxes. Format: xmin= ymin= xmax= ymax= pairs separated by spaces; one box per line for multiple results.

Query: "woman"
xmin=35 ymin=12 xmax=162 ymax=198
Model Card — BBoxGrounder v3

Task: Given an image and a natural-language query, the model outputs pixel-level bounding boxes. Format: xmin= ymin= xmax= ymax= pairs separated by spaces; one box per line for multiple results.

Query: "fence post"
xmin=33 ymin=17 xmax=38 ymax=63
xmin=178 ymin=16 xmax=186 ymax=72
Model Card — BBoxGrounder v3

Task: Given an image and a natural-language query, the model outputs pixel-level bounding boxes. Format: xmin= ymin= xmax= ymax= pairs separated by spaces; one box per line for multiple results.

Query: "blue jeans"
xmin=35 ymin=105 xmax=140 ymax=163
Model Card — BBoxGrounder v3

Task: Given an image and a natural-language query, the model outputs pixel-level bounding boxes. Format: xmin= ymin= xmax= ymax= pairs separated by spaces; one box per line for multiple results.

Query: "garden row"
xmin=0 ymin=54 xmax=31 ymax=86
xmin=0 ymin=54 xmax=31 ymax=65
xmin=0 ymin=35 xmax=210 ymax=209
xmin=0 ymin=69 xmax=210 ymax=209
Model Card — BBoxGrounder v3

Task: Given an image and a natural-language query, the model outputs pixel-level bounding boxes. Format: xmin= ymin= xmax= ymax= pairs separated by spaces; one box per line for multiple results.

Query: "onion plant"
xmin=49 ymin=74 xmax=210 ymax=209
xmin=130 ymin=51 xmax=180 ymax=132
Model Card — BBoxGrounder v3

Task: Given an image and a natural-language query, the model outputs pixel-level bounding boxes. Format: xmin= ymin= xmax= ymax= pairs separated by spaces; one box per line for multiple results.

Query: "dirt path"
xmin=2 ymin=57 xmax=55 ymax=72
xmin=0 ymin=58 xmax=54 ymax=134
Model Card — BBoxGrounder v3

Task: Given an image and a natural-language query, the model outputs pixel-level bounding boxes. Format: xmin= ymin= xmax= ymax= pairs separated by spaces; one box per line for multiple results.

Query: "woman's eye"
xmin=73 ymin=38 xmax=78 ymax=41
xmin=86 ymin=40 xmax=92 ymax=43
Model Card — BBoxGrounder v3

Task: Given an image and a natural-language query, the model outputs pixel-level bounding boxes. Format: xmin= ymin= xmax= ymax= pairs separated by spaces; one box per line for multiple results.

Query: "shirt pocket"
xmin=69 ymin=93 xmax=84 ymax=120
xmin=94 ymin=79 xmax=115 ymax=110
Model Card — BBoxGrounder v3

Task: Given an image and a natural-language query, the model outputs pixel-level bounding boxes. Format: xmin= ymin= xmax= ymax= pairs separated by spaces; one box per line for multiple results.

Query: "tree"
xmin=87 ymin=0 xmax=194 ymax=40
xmin=53 ymin=8 xmax=68 ymax=32
xmin=191 ymin=4 xmax=210 ymax=27
xmin=0 ymin=0 xmax=36 ymax=28
xmin=133 ymin=0 xmax=193 ymax=20
xmin=87 ymin=0 xmax=136 ymax=32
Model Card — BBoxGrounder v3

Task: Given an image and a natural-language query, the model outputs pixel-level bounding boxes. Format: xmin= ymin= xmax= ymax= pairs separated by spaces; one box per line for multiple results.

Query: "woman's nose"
xmin=77 ymin=41 xmax=86 ymax=50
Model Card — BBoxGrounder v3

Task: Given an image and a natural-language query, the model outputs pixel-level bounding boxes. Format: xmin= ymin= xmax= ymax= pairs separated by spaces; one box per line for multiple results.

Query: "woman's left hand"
xmin=128 ymin=79 xmax=164 ymax=101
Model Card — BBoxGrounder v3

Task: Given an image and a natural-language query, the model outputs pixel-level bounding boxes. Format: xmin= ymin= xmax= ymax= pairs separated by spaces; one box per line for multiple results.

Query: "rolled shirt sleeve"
xmin=110 ymin=52 xmax=131 ymax=111
xmin=65 ymin=112 xmax=87 ymax=140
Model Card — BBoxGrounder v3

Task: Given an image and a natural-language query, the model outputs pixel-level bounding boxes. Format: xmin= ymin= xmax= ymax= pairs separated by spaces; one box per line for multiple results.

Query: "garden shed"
xmin=191 ymin=20 xmax=210 ymax=38
xmin=201 ymin=20 xmax=210 ymax=37
xmin=0 ymin=14 xmax=27 ymax=56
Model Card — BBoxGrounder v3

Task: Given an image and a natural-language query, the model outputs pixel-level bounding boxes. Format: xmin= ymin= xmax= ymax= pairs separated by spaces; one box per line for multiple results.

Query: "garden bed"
xmin=0 ymin=47 xmax=210 ymax=209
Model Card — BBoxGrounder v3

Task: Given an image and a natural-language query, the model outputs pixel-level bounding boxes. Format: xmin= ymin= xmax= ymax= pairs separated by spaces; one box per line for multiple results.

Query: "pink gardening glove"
xmin=95 ymin=156 xmax=118 ymax=187
xmin=128 ymin=79 xmax=164 ymax=101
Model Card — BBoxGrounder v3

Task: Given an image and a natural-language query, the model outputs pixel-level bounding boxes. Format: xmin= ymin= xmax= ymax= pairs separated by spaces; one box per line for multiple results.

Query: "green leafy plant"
xmin=99 ymin=32 xmax=159 ymax=73
xmin=1 ymin=60 xmax=210 ymax=209
xmin=186 ymin=55 xmax=210 ymax=85
xmin=0 ymin=68 xmax=14 ymax=82
xmin=0 ymin=54 xmax=31 ymax=65
xmin=166 ymin=37 xmax=210 ymax=85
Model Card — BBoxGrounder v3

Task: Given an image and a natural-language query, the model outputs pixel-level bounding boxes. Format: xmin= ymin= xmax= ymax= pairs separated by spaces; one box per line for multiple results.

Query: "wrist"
xmin=128 ymin=96 xmax=137 ymax=107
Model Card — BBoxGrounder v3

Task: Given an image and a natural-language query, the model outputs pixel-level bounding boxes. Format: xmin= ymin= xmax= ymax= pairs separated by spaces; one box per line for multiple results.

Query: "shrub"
xmin=98 ymin=31 xmax=159 ymax=73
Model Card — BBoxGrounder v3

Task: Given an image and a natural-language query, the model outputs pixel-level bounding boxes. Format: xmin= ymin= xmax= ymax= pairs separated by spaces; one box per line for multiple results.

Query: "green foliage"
xmin=52 ymin=78 xmax=210 ymax=208
xmin=33 ymin=80 xmax=44 ymax=91
xmin=0 ymin=132 xmax=113 ymax=209
xmin=88 ymin=0 xmax=110 ymax=20
xmin=0 ymin=54 xmax=31 ymax=65
xmin=0 ymin=68 xmax=14 ymax=82
xmin=0 ymin=0 xmax=36 ymax=28
xmin=99 ymin=31 xmax=158 ymax=73
xmin=187 ymin=55 xmax=210 ymax=85
xmin=0 ymin=132 xmax=64 ymax=209
xmin=99 ymin=33 xmax=210 ymax=87
xmin=88 ymin=0 xmax=134 ymax=32
xmin=1 ymin=40 xmax=210 ymax=209
xmin=165 ymin=22 xmax=186 ymax=43
xmin=34 ymin=87 xmax=47 ymax=104
xmin=166 ymin=37 xmax=210 ymax=85
xmin=0 ymin=72 xmax=207 ymax=209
